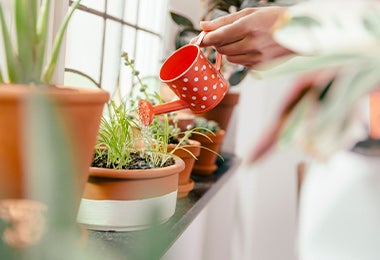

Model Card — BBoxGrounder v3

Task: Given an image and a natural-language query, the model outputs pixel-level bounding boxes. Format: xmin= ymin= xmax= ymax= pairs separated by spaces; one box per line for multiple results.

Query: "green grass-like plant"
xmin=93 ymin=100 xmax=141 ymax=169
xmin=0 ymin=0 xmax=81 ymax=85
xmin=93 ymin=53 xmax=176 ymax=169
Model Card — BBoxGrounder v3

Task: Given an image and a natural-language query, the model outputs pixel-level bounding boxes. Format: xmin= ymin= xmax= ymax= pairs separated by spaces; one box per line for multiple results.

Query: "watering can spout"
xmin=138 ymin=99 xmax=189 ymax=126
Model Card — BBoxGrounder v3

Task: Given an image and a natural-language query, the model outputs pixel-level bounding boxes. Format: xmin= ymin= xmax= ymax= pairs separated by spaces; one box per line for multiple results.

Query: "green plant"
xmin=92 ymin=53 xmax=177 ymax=169
xmin=0 ymin=0 xmax=81 ymax=85
xmin=155 ymin=114 xmax=218 ymax=160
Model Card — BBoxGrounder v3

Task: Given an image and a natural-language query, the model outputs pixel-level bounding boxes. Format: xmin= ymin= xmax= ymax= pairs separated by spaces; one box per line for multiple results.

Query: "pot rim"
xmin=0 ymin=84 xmax=109 ymax=103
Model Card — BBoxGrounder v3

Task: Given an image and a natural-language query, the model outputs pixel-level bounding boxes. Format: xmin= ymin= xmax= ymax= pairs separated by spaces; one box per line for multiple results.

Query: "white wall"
xmin=232 ymin=74 xmax=308 ymax=260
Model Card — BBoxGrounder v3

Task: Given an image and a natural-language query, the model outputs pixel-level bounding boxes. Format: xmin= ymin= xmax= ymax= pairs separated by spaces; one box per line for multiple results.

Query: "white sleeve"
xmin=273 ymin=0 xmax=380 ymax=55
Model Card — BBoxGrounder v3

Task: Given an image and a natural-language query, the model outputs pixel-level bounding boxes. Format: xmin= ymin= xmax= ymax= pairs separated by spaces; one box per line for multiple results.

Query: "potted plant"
xmin=190 ymin=117 xmax=225 ymax=176
xmin=164 ymin=116 xmax=201 ymax=198
xmin=127 ymin=52 xmax=203 ymax=198
xmin=0 ymin=0 xmax=109 ymax=204
xmin=77 ymin=53 xmax=186 ymax=231
xmin=246 ymin=3 xmax=380 ymax=259
xmin=76 ymin=99 xmax=186 ymax=231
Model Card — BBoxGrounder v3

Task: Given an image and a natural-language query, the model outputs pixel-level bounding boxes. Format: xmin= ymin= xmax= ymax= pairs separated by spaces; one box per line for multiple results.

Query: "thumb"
xmin=200 ymin=8 xmax=257 ymax=31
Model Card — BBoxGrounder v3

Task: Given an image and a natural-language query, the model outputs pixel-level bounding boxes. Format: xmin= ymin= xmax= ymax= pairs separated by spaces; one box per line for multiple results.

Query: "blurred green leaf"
xmin=0 ymin=3 xmax=20 ymax=82
xmin=229 ymin=67 xmax=249 ymax=86
xmin=0 ymin=0 xmax=80 ymax=84
xmin=170 ymin=11 xmax=194 ymax=28
xmin=287 ymin=16 xmax=321 ymax=28
xmin=15 ymin=0 xmax=37 ymax=83
xmin=363 ymin=9 xmax=380 ymax=39
xmin=21 ymin=93 xmax=93 ymax=259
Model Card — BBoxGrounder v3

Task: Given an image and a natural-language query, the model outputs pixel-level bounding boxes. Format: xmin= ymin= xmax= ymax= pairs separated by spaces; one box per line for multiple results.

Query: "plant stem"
xmin=121 ymin=52 xmax=150 ymax=100
xmin=36 ymin=0 xmax=51 ymax=80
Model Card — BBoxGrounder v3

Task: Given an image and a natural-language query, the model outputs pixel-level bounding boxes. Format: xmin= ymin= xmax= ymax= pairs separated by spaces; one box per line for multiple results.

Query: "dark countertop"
xmin=86 ymin=153 xmax=241 ymax=259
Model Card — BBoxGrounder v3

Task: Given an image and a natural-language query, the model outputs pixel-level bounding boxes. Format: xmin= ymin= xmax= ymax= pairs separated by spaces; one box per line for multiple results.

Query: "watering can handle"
xmin=193 ymin=31 xmax=222 ymax=72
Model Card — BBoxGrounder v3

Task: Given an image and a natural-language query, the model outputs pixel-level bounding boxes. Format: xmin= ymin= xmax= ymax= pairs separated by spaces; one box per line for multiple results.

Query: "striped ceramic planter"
xmin=77 ymin=155 xmax=185 ymax=231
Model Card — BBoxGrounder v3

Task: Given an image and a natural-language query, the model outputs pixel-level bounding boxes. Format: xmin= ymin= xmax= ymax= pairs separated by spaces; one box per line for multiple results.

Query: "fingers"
xmin=199 ymin=8 xmax=257 ymax=47
xmin=200 ymin=8 xmax=257 ymax=31
xmin=199 ymin=14 xmax=257 ymax=48
xmin=225 ymin=52 xmax=263 ymax=68
xmin=215 ymin=34 xmax=263 ymax=56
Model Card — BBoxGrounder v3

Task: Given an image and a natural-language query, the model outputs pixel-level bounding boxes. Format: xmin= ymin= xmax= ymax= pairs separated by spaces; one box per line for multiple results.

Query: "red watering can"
xmin=138 ymin=31 xmax=229 ymax=126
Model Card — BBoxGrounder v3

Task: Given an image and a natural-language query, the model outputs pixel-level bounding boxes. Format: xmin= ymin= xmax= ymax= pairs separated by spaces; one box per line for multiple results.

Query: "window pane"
xmin=124 ymin=0 xmax=138 ymax=25
xmin=107 ymin=0 xmax=125 ymax=19
xmin=135 ymin=31 xmax=161 ymax=78
xmin=65 ymin=0 xmax=169 ymax=98
xmin=101 ymin=19 xmax=123 ymax=96
xmin=119 ymin=26 xmax=137 ymax=99
xmin=65 ymin=10 xmax=104 ymax=86
xmin=138 ymin=0 xmax=168 ymax=33
xmin=80 ymin=0 xmax=105 ymax=12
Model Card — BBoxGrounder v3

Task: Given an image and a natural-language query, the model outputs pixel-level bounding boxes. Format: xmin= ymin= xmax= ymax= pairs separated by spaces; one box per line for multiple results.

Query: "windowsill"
xmin=86 ymin=152 xmax=241 ymax=259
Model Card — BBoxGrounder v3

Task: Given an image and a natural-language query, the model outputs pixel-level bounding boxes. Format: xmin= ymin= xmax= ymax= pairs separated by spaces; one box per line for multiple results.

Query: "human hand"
xmin=198 ymin=6 xmax=295 ymax=68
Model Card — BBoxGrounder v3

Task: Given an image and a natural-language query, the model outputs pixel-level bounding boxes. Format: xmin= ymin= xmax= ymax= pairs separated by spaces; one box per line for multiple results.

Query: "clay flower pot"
xmin=168 ymin=112 xmax=195 ymax=131
xmin=191 ymin=130 xmax=225 ymax=176
xmin=77 ymin=156 xmax=185 ymax=231
xmin=197 ymin=91 xmax=240 ymax=131
xmin=370 ymin=91 xmax=380 ymax=139
xmin=167 ymin=139 xmax=201 ymax=198
xmin=0 ymin=85 xmax=109 ymax=202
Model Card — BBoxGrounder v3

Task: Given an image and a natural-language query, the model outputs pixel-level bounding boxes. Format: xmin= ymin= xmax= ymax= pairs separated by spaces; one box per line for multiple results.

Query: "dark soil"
xmin=168 ymin=136 xmax=190 ymax=145
xmin=91 ymin=152 xmax=175 ymax=170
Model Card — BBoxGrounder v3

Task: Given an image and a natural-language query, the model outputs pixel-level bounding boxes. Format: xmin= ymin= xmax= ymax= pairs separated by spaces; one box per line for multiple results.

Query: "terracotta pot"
xmin=197 ymin=91 xmax=240 ymax=130
xmin=167 ymin=139 xmax=201 ymax=198
xmin=370 ymin=91 xmax=380 ymax=139
xmin=0 ymin=85 xmax=109 ymax=202
xmin=77 ymin=156 xmax=185 ymax=231
xmin=191 ymin=130 xmax=225 ymax=176
xmin=168 ymin=112 xmax=195 ymax=131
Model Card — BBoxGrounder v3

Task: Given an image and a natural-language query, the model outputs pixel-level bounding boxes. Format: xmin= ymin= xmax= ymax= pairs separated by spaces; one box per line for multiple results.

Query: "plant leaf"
xmin=22 ymin=92 xmax=94 ymax=259
xmin=42 ymin=0 xmax=81 ymax=83
xmin=15 ymin=0 xmax=37 ymax=83
xmin=0 ymin=3 xmax=20 ymax=82
xmin=170 ymin=11 xmax=194 ymax=28
xmin=228 ymin=66 xmax=249 ymax=86
xmin=36 ymin=0 xmax=51 ymax=79
xmin=362 ymin=8 xmax=380 ymax=39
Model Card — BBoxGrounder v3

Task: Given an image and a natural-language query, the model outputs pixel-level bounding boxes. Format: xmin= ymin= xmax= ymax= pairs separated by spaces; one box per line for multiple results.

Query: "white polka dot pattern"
xmin=162 ymin=45 xmax=229 ymax=113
